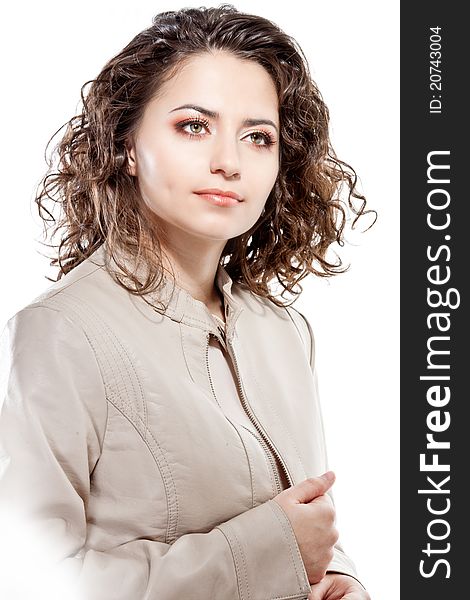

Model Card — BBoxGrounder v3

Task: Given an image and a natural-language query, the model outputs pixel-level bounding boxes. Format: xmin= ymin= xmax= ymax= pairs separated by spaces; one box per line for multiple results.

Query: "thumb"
xmin=307 ymin=574 xmax=331 ymax=600
xmin=290 ymin=471 xmax=335 ymax=504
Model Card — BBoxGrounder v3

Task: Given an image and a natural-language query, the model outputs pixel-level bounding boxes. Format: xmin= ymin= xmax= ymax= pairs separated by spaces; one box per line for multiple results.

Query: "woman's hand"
xmin=272 ymin=471 xmax=339 ymax=584
xmin=308 ymin=573 xmax=371 ymax=600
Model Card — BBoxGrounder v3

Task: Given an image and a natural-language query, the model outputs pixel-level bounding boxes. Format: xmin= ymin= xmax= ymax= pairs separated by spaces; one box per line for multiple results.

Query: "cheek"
xmin=135 ymin=145 xmax=186 ymax=203
xmin=252 ymin=158 xmax=278 ymax=200
xmin=135 ymin=137 xmax=202 ymax=189
xmin=135 ymin=140 xmax=169 ymax=182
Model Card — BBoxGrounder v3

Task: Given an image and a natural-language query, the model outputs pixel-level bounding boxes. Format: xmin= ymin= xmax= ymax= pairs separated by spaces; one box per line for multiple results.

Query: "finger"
xmin=308 ymin=576 xmax=331 ymax=600
xmin=309 ymin=490 xmax=335 ymax=507
xmin=291 ymin=471 xmax=336 ymax=504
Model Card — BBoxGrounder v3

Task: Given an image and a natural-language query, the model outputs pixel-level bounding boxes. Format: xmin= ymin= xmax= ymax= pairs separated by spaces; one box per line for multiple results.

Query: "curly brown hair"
xmin=35 ymin=3 xmax=376 ymax=308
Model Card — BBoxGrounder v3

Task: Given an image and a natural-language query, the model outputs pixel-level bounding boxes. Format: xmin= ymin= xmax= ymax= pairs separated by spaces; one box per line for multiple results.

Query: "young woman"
xmin=0 ymin=5 xmax=374 ymax=599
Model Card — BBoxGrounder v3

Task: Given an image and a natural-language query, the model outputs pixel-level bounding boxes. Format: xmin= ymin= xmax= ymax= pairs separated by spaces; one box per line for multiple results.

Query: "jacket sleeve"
xmin=0 ymin=305 xmax=312 ymax=600
xmin=290 ymin=307 xmax=367 ymax=591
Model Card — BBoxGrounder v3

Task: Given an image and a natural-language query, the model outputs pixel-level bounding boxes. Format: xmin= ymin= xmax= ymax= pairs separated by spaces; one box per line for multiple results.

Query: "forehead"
xmin=148 ymin=50 xmax=279 ymax=123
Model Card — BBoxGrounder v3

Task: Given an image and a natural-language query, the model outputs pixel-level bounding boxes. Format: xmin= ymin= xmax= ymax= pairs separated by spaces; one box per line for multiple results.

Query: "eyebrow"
xmin=169 ymin=104 xmax=279 ymax=134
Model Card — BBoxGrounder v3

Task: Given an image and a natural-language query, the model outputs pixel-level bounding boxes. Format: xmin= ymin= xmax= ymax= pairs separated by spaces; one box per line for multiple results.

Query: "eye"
xmin=175 ymin=117 xmax=210 ymax=139
xmin=175 ymin=116 xmax=276 ymax=149
xmin=185 ymin=121 xmax=207 ymax=135
xmin=245 ymin=130 xmax=276 ymax=149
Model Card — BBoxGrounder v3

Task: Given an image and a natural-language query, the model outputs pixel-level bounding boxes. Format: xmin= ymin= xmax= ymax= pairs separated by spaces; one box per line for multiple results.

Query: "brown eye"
xmin=244 ymin=130 xmax=276 ymax=149
xmin=175 ymin=117 xmax=210 ymax=140
xmin=189 ymin=122 xmax=204 ymax=134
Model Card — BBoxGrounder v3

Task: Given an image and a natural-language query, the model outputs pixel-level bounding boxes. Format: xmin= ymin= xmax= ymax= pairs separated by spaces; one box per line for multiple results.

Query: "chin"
xmin=183 ymin=218 xmax=249 ymax=240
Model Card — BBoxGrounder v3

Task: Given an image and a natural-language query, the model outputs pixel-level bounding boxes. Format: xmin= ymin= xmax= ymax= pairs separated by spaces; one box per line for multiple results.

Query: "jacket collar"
xmin=146 ymin=259 xmax=244 ymax=339
xmin=92 ymin=243 xmax=244 ymax=338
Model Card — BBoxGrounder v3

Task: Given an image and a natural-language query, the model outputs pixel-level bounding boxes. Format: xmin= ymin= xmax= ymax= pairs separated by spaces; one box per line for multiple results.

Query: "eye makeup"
xmin=174 ymin=115 xmax=277 ymax=149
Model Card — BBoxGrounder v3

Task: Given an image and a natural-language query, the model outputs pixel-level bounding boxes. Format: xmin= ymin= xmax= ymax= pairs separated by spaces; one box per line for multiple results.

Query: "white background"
xmin=0 ymin=1 xmax=399 ymax=598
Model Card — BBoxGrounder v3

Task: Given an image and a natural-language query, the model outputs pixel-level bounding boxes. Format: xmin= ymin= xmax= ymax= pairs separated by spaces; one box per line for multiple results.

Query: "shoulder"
xmin=285 ymin=305 xmax=315 ymax=366
xmin=285 ymin=306 xmax=315 ymax=349
xmin=0 ymin=293 xmax=108 ymax=437
xmin=2 ymin=246 xmax=115 ymax=371
xmin=1 ymin=251 xmax=110 ymax=426
xmin=6 ymin=245 xmax=130 ymax=336
xmin=25 ymin=244 xmax=116 ymax=312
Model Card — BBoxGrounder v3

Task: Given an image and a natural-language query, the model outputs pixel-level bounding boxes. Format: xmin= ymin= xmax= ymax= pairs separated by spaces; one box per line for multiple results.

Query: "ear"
xmin=125 ymin=138 xmax=137 ymax=177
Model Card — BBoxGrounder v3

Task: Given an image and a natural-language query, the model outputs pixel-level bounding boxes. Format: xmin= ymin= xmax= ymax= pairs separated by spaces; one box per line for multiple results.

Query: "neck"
xmin=159 ymin=237 xmax=226 ymax=314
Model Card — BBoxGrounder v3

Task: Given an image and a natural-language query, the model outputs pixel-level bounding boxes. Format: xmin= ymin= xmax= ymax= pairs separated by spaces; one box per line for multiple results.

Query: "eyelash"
xmin=175 ymin=116 xmax=276 ymax=149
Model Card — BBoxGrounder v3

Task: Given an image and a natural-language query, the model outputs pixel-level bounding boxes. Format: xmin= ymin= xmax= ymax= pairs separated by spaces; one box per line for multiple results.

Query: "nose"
xmin=209 ymin=130 xmax=241 ymax=179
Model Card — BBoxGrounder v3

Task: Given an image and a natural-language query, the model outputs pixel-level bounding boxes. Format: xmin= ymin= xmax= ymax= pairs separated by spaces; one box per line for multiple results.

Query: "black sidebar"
xmin=401 ymin=2 xmax=467 ymax=598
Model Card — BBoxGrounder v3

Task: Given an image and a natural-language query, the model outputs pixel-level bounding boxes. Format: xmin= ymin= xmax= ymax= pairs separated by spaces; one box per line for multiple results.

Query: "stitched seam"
xmin=61 ymin=292 xmax=138 ymax=412
xmin=103 ymin=321 xmax=148 ymax=429
xmin=42 ymin=293 xmax=178 ymax=542
xmin=104 ymin=398 xmax=179 ymax=542
xmin=233 ymin=330 xmax=307 ymax=481
xmin=286 ymin=307 xmax=313 ymax=366
xmin=214 ymin=526 xmax=243 ymax=600
xmin=92 ymin=313 xmax=178 ymax=542
xmin=72 ymin=300 xmax=142 ymax=427
xmin=180 ymin=322 xmax=196 ymax=383
xmin=203 ymin=333 xmax=256 ymax=507
xmin=181 ymin=296 xmax=243 ymax=334
xmin=95 ymin=325 xmax=178 ymax=542
xmin=26 ymin=304 xmax=109 ymax=457
xmin=140 ymin=422 xmax=179 ymax=543
xmin=219 ymin=522 xmax=251 ymax=600
xmin=231 ymin=424 xmax=257 ymax=507
xmin=268 ymin=501 xmax=305 ymax=593
xmin=31 ymin=264 xmax=104 ymax=305
xmin=229 ymin=525 xmax=252 ymax=600
xmin=184 ymin=312 xmax=212 ymax=327
xmin=49 ymin=293 xmax=136 ymax=413
xmin=269 ymin=594 xmax=309 ymax=600
xmin=79 ymin=295 xmax=147 ymax=424
xmin=98 ymin=320 xmax=135 ymax=412
xmin=285 ymin=309 xmax=303 ymax=350
xmin=77 ymin=328 xmax=110 ymax=456
xmin=242 ymin=426 xmax=277 ymax=499
xmin=250 ymin=367 xmax=306 ymax=480
xmin=217 ymin=516 xmax=310 ymax=600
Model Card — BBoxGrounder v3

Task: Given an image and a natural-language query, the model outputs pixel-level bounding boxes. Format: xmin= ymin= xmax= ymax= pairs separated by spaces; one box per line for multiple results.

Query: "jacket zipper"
xmin=249 ymin=427 xmax=283 ymax=495
xmin=205 ymin=331 xmax=292 ymax=493
xmin=205 ymin=333 xmax=224 ymax=411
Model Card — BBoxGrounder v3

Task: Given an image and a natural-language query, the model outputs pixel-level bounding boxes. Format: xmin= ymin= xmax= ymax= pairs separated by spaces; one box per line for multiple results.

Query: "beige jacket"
xmin=0 ymin=244 xmax=362 ymax=599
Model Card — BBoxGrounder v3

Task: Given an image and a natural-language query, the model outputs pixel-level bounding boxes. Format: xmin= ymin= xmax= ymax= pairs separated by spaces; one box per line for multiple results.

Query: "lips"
xmin=194 ymin=188 xmax=243 ymax=202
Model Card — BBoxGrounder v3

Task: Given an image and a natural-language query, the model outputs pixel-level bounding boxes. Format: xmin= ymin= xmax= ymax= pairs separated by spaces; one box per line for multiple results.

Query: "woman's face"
xmin=126 ymin=50 xmax=280 ymax=247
